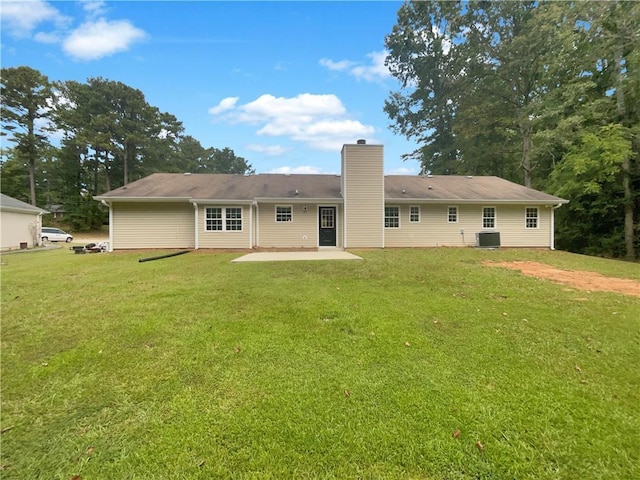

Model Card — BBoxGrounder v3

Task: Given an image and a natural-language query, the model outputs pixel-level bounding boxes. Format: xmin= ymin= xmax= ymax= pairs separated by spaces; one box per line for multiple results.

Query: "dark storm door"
xmin=318 ymin=207 xmax=337 ymax=247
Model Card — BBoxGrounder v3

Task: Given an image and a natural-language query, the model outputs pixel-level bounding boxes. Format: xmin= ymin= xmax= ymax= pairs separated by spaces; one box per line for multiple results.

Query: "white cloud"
xmin=209 ymin=93 xmax=374 ymax=152
xmin=351 ymin=50 xmax=391 ymax=82
xmin=267 ymin=166 xmax=331 ymax=175
xmin=240 ymin=93 xmax=346 ymax=122
xmin=245 ymin=144 xmax=289 ymax=156
xmin=81 ymin=0 xmax=107 ymax=18
xmin=304 ymin=119 xmax=369 ymax=136
xmin=34 ymin=31 xmax=61 ymax=44
xmin=0 ymin=0 xmax=70 ymax=37
xmin=319 ymin=58 xmax=356 ymax=72
xmin=295 ymin=119 xmax=374 ymax=151
xmin=63 ymin=18 xmax=147 ymax=60
xmin=320 ymin=50 xmax=391 ymax=83
xmin=1 ymin=0 xmax=146 ymax=60
xmin=208 ymin=97 xmax=239 ymax=115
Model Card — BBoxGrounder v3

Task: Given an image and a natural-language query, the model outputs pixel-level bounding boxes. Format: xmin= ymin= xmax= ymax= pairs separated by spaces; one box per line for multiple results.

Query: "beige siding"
xmin=112 ymin=203 xmax=194 ymax=249
xmin=384 ymin=204 xmax=553 ymax=248
xmin=198 ymin=205 xmax=251 ymax=249
xmin=342 ymin=144 xmax=384 ymax=248
xmin=1 ymin=211 xmax=40 ymax=250
xmin=256 ymin=203 xmax=342 ymax=248
xmin=494 ymin=205 xmax=552 ymax=247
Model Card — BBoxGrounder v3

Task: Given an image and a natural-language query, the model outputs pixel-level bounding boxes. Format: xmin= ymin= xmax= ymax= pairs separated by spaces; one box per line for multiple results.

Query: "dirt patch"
xmin=485 ymin=261 xmax=640 ymax=298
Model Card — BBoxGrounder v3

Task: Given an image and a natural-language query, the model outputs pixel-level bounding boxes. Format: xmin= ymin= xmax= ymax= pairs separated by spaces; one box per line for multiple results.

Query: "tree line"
xmin=385 ymin=0 xmax=639 ymax=259
xmin=1 ymin=67 xmax=254 ymax=230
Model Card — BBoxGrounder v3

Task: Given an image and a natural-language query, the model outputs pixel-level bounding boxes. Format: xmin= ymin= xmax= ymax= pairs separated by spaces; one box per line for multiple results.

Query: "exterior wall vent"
xmin=356 ymin=139 xmax=366 ymax=145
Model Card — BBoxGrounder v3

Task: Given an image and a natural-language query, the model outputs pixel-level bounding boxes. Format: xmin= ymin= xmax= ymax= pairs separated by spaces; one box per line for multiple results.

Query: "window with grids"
xmin=225 ymin=207 xmax=242 ymax=231
xmin=320 ymin=208 xmax=334 ymax=228
xmin=525 ymin=207 xmax=539 ymax=229
xmin=276 ymin=205 xmax=292 ymax=222
xmin=410 ymin=206 xmax=420 ymax=223
xmin=482 ymin=207 xmax=496 ymax=229
xmin=448 ymin=206 xmax=458 ymax=223
xmin=205 ymin=207 xmax=242 ymax=231
xmin=385 ymin=206 xmax=400 ymax=228
xmin=205 ymin=207 xmax=223 ymax=231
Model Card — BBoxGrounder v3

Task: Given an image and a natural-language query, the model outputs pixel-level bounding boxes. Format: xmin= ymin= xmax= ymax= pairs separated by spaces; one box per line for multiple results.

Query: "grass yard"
xmin=1 ymin=247 xmax=638 ymax=479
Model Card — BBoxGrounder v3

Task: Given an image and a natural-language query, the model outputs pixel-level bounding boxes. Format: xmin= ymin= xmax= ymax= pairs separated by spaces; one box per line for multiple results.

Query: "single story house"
xmin=44 ymin=204 xmax=66 ymax=219
xmin=94 ymin=141 xmax=568 ymax=251
xmin=0 ymin=193 xmax=48 ymax=251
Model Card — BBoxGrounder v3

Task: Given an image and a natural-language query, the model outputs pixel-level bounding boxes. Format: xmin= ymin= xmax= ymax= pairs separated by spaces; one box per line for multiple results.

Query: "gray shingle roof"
xmin=94 ymin=173 xmax=567 ymax=205
xmin=0 ymin=194 xmax=49 ymax=214
xmin=95 ymin=173 xmax=343 ymax=201
xmin=384 ymin=175 xmax=567 ymax=203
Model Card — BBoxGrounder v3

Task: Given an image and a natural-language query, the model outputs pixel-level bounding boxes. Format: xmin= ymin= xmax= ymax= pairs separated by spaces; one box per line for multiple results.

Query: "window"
xmin=385 ymin=206 xmax=400 ymax=228
xmin=205 ymin=207 xmax=242 ymax=231
xmin=205 ymin=207 xmax=223 ymax=231
xmin=410 ymin=206 xmax=420 ymax=223
xmin=276 ymin=205 xmax=292 ymax=222
xmin=320 ymin=208 xmax=334 ymax=228
xmin=482 ymin=207 xmax=496 ymax=229
xmin=448 ymin=206 xmax=458 ymax=223
xmin=226 ymin=207 xmax=242 ymax=231
xmin=525 ymin=207 xmax=539 ymax=229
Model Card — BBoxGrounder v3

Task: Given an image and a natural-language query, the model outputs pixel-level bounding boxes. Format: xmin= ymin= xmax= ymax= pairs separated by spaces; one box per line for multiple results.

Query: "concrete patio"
xmin=231 ymin=250 xmax=362 ymax=262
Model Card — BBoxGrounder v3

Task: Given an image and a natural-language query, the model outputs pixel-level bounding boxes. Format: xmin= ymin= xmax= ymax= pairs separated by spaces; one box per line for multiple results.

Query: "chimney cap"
xmin=356 ymin=139 xmax=366 ymax=145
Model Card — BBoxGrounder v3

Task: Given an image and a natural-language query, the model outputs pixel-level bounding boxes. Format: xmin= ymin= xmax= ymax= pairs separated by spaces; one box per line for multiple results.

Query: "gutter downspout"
xmin=249 ymin=201 xmax=254 ymax=249
xmin=254 ymin=201 xmax=259 ymax=248
xmin=342 ymin=190 xmax=347 ymax=249
xmin=193 ymin=202 xmax=199 ymax=250
xmin=101 ymin=200 xmax=114 ymax=252
xmin=550 ymin=203 xmax=563 ymax=251
xmin=37 ymin=212 xmax=44 ymax=247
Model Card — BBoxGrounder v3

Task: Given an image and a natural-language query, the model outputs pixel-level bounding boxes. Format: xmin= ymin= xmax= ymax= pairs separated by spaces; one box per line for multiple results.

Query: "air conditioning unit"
xmin=476 ymin=231 xmax=500 ymax=248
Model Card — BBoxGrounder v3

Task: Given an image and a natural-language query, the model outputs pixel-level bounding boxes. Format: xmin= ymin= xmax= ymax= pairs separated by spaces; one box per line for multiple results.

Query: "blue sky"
xmin=1 ymin=0 xmax=421 ymax=175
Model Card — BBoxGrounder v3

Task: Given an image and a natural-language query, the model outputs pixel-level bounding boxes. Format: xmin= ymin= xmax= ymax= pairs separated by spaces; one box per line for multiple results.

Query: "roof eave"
xmin=384 ymin=197 xmax=569 ymax=205
xmin=0 ymin=206 xmax=49 ymax=214
xmin=189 ymin=199 xmax=254 ymax=205
xmin=253 ymin=197 xmax=343 ymax=204
xmin=93 ymin=196 xmax=192 ymax=202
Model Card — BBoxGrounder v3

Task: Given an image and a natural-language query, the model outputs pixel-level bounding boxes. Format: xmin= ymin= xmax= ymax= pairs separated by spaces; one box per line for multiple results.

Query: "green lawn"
xmin=1 ymin=248 xmax=638 ymax=479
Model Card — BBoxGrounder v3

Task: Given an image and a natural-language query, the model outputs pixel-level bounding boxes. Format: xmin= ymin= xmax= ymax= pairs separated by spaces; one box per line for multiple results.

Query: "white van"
xmin=42 ymin=227 xmax=73 ymax=243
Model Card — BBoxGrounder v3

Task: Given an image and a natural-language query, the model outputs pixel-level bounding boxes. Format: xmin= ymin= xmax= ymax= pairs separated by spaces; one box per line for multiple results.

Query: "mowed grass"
xmin=1 ymin=247 xmax=638 ymax=479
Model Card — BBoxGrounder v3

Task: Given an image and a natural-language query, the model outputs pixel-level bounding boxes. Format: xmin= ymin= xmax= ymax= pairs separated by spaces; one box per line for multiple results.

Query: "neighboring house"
xmin=0 ymin=194 xmax=49 ymax=250
xmin=94 ymin=141 xmax=568 ymax=251
xmin=44 ymin=204 xmax=65 ymax=219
